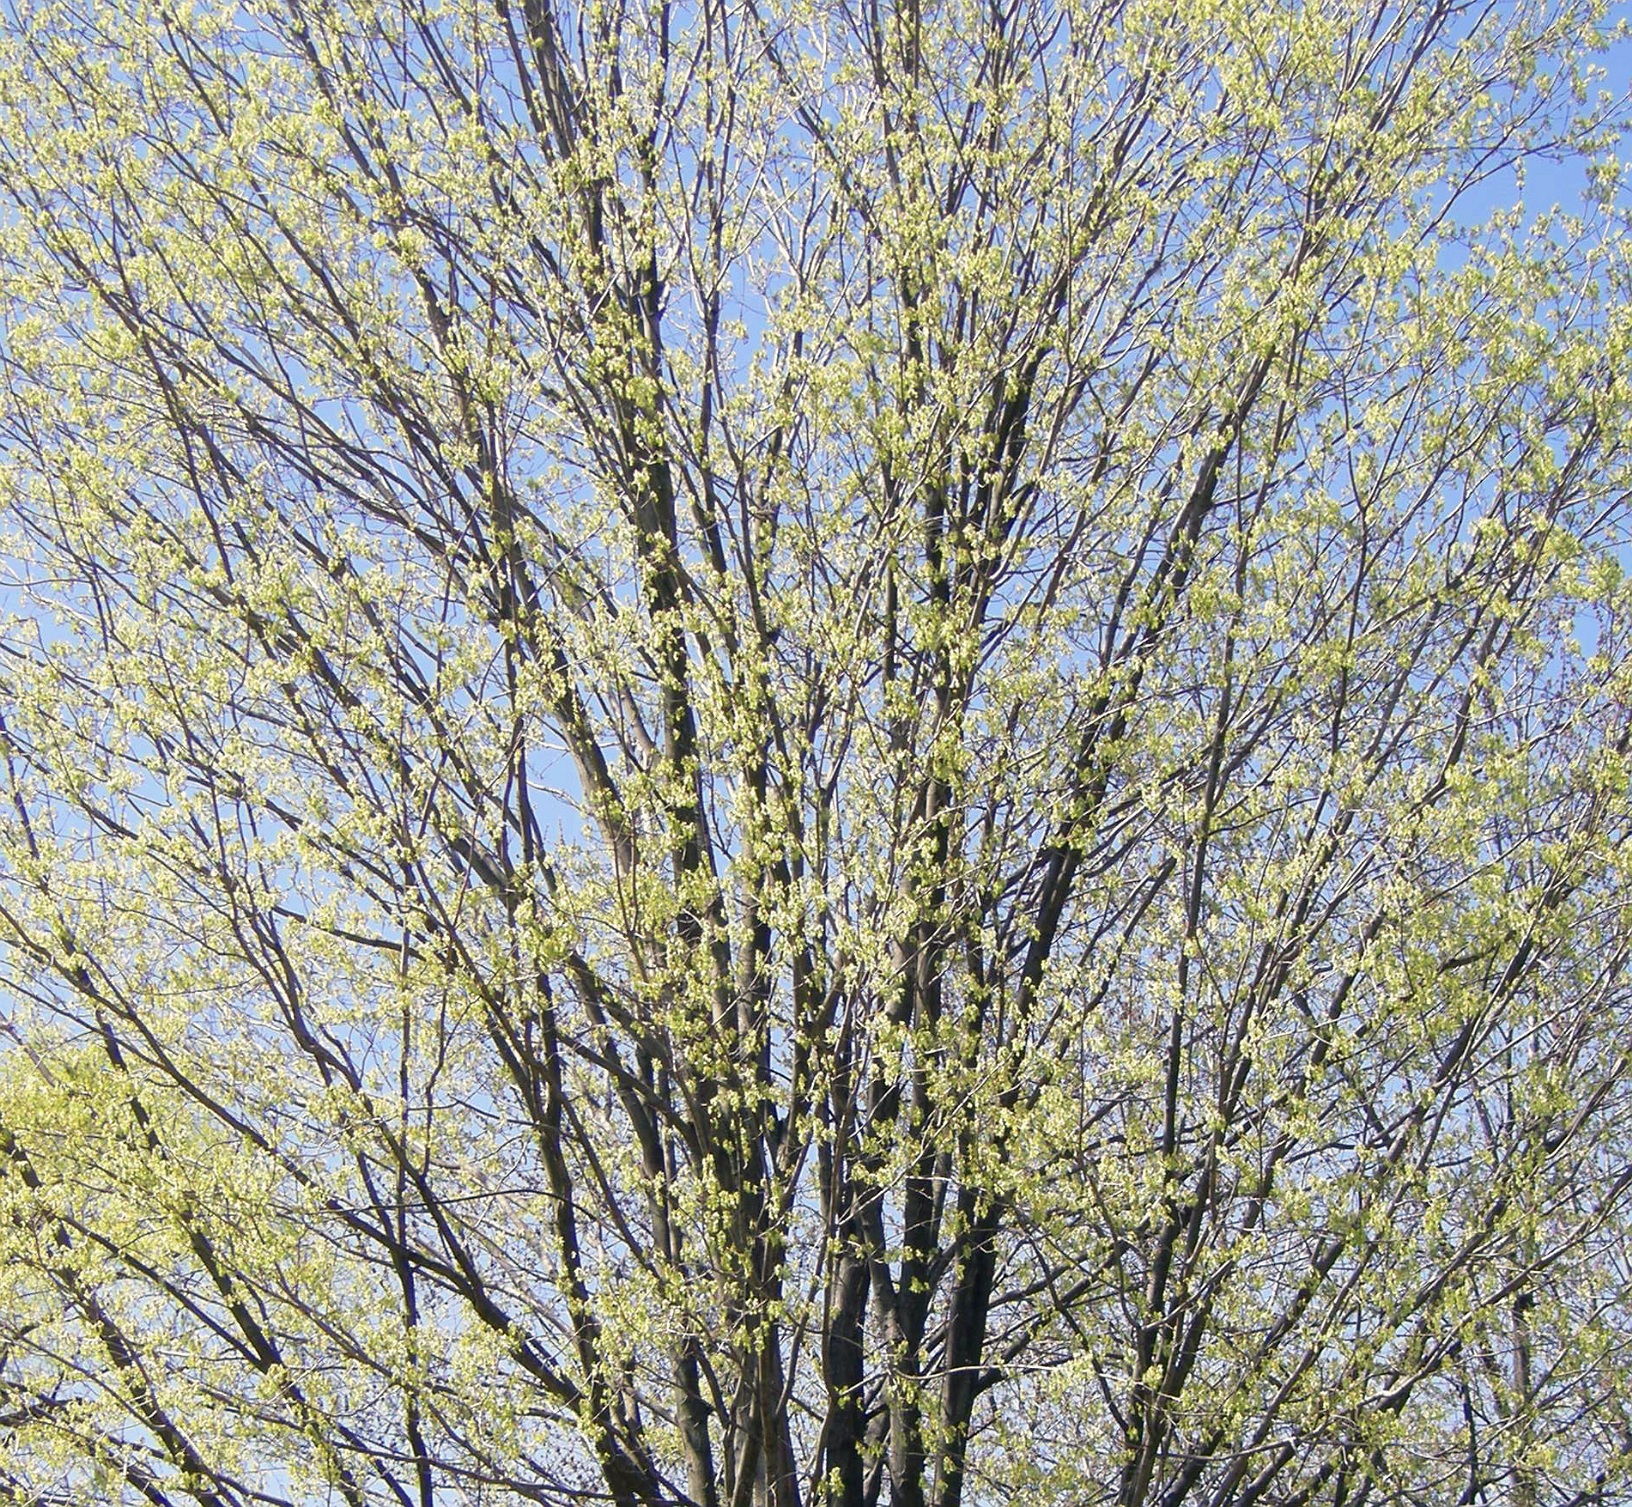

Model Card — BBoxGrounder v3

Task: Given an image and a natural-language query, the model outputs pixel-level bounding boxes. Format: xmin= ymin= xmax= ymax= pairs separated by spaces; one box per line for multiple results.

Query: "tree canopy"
xmin=1 ymin=0 xmax=1631 ymax=1504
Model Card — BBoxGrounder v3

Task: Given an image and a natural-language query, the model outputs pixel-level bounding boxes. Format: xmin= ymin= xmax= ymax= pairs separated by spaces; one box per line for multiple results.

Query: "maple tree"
xmin=1 ymin=0 xmax=1632 ymax=1504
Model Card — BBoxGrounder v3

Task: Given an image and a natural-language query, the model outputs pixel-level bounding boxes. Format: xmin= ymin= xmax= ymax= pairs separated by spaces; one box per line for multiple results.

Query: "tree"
xmin=0 ymin=0 xmax=1631 ymax=1501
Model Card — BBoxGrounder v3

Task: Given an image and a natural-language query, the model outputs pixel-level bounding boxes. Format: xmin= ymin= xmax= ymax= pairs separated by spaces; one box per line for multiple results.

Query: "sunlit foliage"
xmin=1 ymin=0 xmax=1631 ymax=1504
